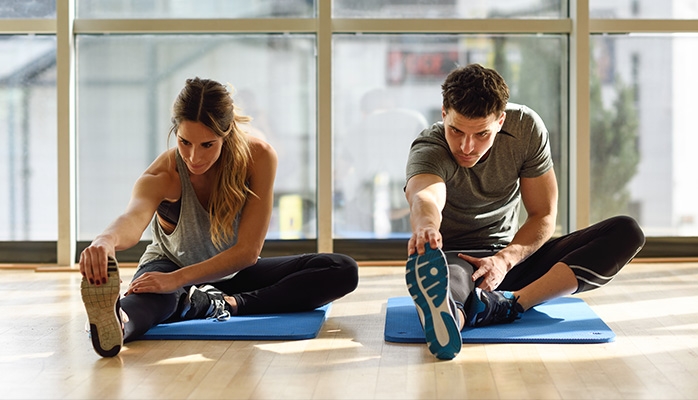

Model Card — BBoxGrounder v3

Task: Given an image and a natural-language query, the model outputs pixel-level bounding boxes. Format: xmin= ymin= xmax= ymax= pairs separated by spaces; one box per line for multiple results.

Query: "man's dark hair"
xmin=441 ymin=64 xmax=510 ymax=118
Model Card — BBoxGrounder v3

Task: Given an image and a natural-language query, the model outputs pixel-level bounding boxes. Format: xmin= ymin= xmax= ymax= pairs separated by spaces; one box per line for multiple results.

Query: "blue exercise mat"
xmin=141 ymin=303 xmax=331 ymax=341
xmin=385 ymin=296 xmax=615 ymax=344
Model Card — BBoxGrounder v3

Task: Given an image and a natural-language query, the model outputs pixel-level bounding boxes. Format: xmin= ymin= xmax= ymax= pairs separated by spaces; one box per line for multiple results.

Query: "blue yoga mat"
xmin=141 ymin=303 xmax=331 ymax=341
xmin=385 ymin=296 xmax=615 ymax=344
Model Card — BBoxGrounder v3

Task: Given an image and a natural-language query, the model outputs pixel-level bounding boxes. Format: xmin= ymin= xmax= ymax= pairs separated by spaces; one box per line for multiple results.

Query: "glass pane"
xmin=77 ymin=0 xmax=314 ymax=19
xmin=590 ymin=34 xmax=698 ymax=236
xmin=590 ymin=0 xmax=698 ymax=19
xmin=0 ymin=0 xmax=55 ymax=19
xmin=333 ymin=0 xmax=564 ymax=19
xmin=0 ymin=35 xmax=57 ymax=240
xmin=333 ymin=34 xmax=567 ymax=239
xmin=76 ymin=34 xmax=316 ymax=240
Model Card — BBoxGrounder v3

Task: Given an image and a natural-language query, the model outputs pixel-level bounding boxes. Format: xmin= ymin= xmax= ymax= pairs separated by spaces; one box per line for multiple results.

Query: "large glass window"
xmin=3 ymin=0 xmax=698 ymax=262
xmin=0 ymin=35 xmax=57 ymax=240
xmin=77 ymin=0 xmax=314 ymax=19
xmin=333 ymin=0 xmax=564 ymax=19
xmin=76 ymin=34 xmax=316 ymax=240
xmin=333 ymin=34 xmax=568 ymax=239
xmin=590 ymin=34 xmax=698 ymax=236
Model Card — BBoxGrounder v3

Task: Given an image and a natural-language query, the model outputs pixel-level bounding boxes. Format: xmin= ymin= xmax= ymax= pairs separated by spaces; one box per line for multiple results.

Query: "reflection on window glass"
xmin=0 ymin=35 xmax=56 ymax=240
xmin=77 ymin=0 xmax=314 ymax=18
xmin=590 ymin=0 xmax=698 ymax=18
xmin=333 ymin=0 xmax=564 ymax=18
xmin=590 ymin=34 xmax=698 ymax=236
xmin=333 ymin=34 xmax=567 ymax=239
xmin=0 ymin=0 xmax=55 ymax=19
xmin=76 ymin=34 xmax=316 ymax=240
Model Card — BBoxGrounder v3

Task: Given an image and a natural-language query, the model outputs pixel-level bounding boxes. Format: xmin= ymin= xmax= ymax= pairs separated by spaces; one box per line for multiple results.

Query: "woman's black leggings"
xmin=447 ymin=215 xmax=646 ymax=306
xmin=120 ymin=253 xmax=359 ymax=342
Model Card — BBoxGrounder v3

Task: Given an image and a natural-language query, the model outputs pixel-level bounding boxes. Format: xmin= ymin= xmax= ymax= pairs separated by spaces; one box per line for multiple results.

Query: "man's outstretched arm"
xmin=405 ymin=173 xmax=447 ymax=256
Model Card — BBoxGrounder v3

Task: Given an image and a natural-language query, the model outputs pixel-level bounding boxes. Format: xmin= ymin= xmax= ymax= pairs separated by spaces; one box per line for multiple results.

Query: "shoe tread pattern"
xmin=80 ymin=259 xmax=123 ymax=357
xmin=405 ymin=247 xmax=461 ymax=360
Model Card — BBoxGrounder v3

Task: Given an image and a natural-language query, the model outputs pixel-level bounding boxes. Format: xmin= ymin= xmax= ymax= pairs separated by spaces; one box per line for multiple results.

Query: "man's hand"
xmin=408 ymin=226 xmax=443 ymax=256
xmin=458 ymin=253 xmax=509 ymax=291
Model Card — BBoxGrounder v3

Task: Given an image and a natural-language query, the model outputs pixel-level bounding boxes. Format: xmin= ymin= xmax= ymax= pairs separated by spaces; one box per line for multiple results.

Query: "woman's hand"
xmin=126 ymin=271 xmax=183 ymax=295
xmin=79 ymin=238 xmax=116 ymax=286
xmin=457 ymin=253 xmax=509 ymax=292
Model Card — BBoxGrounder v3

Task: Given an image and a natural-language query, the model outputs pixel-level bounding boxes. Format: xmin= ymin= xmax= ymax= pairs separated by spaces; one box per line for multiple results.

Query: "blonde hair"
xmin=169 ymin=77 xmax=253 ymax=249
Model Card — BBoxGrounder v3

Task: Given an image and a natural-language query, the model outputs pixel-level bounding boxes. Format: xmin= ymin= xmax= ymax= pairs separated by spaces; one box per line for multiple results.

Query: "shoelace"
xmin=489 ymin=293 xmax=521 ymax=324
xmin=209 ymin=298 xmax=231 ymax=322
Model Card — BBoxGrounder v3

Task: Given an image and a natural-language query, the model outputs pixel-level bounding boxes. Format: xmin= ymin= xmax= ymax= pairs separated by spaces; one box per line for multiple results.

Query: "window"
xmin=0 ymin=0 xmax=55 ymax=19
xmin=77 ymin=0 xmax=314 ymax=19
xmin=589 ymin=34 xmax=698 ymax=236
xmin=333 ymin=34 xmax=568 ymax=238
xmin=76 ymin=34 xmax=317 ymax=240
xmin=590 ymin=0 xmax=696 ymax=18
xmin=333 ymin=0 xmax=564 ymax=19
xmin=0 ymin=35 xmax=56 ymax=240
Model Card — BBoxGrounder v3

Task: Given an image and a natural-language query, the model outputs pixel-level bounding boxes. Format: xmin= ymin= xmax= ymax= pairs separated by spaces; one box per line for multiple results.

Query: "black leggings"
xmin=447 ymin=215 xmax=645 ymax=305
xmin=120 ymin=253 xmax=359 ymax=342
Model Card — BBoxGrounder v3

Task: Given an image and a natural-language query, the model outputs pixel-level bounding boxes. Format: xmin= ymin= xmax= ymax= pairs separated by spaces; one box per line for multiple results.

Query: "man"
xmin=404 ymin=63 xmax=645 ymax=360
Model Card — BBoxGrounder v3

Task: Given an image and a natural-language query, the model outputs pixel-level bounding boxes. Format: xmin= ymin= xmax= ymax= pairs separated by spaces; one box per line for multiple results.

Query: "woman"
xmin=79 ymin=78 xmax=359 ymax=357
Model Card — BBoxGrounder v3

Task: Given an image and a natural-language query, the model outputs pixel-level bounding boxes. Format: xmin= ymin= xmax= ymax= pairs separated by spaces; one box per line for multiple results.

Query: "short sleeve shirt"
xmin=405 ymin=103 xmax=553 ymax=250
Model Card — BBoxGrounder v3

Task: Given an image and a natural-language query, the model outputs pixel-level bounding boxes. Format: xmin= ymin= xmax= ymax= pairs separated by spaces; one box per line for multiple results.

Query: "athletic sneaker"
xmin=180 ymin=285 xmax=232 ymax=321
xmin=80 ymin=257 xmax=123 ymax=357
xmin=465 ymin=288 xmax=524 ymax=327
xmin=405 ymin=246 xmax=462 ymax=360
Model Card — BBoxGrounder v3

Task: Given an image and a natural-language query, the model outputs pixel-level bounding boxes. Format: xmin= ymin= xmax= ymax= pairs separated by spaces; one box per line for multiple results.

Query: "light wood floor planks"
xmin=1 ymin=261 xmax=697 ymax=399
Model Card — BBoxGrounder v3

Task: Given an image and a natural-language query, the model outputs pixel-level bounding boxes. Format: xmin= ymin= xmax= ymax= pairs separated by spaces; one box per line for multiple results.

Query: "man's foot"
xmin=465 ymin=289 xmax=524 ymax=327
xmin=180 ymin=285 xmax=232 ymax=321
xmin=405 ymin=246 xmax=461 ymax=360
xmin=80 ymin=257 xmax=123 ymax=357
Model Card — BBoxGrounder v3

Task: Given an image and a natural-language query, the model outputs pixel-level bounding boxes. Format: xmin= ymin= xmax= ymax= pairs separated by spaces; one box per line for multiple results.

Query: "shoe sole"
xmin=405 ymin=247 xmax=461 ymax=360
xmin=80 ymin=258 xmax=123 ymax=357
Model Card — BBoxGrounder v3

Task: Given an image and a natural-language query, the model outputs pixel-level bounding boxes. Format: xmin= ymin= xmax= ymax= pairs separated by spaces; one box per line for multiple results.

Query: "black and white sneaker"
xmin=405 ymin=246 xmax=461 ymax=360
xmin=81 ymin=257 xmax=123 ymax=357
xmin=180 ymin=285 xmax=232 ymax=321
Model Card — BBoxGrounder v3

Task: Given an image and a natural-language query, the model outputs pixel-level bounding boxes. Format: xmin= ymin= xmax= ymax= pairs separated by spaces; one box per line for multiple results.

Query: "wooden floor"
xmin=1 ymin=261 xmax=697 ymax=399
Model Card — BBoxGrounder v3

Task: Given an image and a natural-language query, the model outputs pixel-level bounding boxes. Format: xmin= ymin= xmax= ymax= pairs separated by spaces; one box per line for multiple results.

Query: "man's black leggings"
xmin=120 ymin=253 xmax=359 ymax=342
xmin=447 ymin=215 xmax=645 ymax=306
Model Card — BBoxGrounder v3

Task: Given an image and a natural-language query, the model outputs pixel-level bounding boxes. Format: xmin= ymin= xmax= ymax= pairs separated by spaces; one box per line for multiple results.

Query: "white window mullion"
xmin=56 ymin=0 xmax=76 ymax=267
xmin=570 ymin=0 xmax=590 ymax=231
xmin=73 ymin=18 xmax=317 ymax=34
xmin=316 ymin=0 xmax=333 ymax=253
xmin=0 ymin=19 xmax=55 ymax=33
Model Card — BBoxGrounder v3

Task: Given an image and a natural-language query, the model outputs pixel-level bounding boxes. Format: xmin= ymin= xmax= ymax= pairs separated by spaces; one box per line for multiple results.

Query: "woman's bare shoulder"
xmin=143 ymin=148 xmax=177 ymax=174
xmin=138 ymin=148 xmax=181 ymax=200
xmin=248 ymin=135 xmax=277 ymax=161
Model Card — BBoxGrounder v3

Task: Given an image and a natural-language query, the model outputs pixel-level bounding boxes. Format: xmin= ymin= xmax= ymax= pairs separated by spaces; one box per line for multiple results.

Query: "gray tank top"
xmin=138 ymin=150 xmax=239 ymax=272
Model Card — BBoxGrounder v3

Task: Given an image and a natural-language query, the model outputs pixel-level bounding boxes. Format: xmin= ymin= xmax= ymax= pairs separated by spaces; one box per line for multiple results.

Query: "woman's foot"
xmin=180 ymin=285 xmax=234 ymax=321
